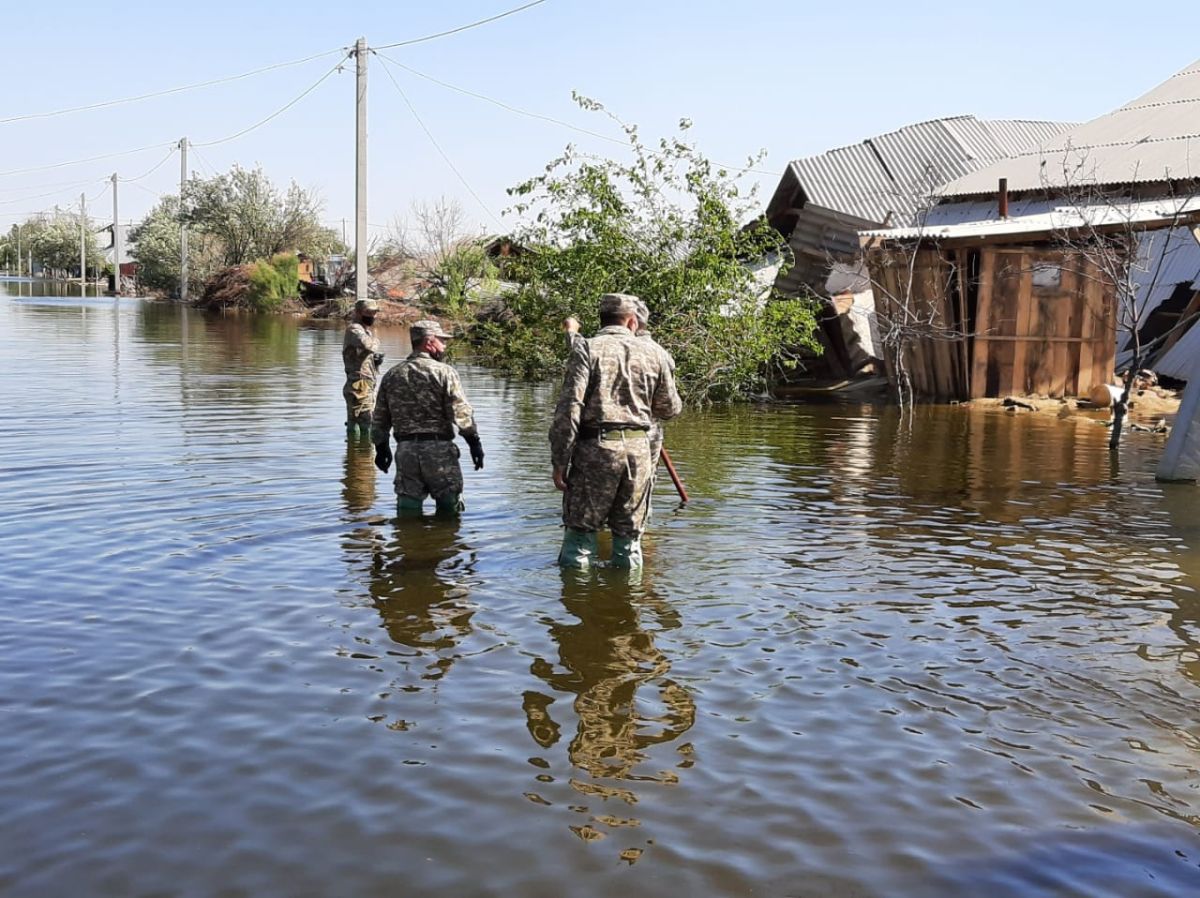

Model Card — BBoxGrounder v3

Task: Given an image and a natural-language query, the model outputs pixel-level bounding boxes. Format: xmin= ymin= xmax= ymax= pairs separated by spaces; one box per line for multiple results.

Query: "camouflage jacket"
xmin=343 ymin=322 xmax=381 ymax=380
xmin=371 ymin=352 xmax=478 ymax=442
xmin=550 ymin=325 xmax=682 ymax=468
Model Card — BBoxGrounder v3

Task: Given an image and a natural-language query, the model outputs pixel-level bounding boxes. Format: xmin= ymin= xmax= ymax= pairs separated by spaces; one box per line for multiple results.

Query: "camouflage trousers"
xmin=395 ymin=440 xmax=464 ymax=503
xmin=343 ymin=376 xmax=376 ymax=426
xmin=563 ymin=434 xmax=654 ymax=538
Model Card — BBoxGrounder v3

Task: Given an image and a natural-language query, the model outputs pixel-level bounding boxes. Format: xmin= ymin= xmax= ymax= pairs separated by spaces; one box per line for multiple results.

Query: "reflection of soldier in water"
xmin=366 ymin=518 xmax=475 ymax=680
xmin=525 ymin=571 xmax=695 ymax=786
xmin=341 ymin=443 xmax=378 ymax=515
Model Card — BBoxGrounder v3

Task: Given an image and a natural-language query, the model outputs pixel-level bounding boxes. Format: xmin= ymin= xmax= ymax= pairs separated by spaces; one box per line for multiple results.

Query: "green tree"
xmin=479 ymin=98 xmax=820 ymax=403
xmin=128 ymin=196 xmax=221 ymax=292
xmin=183 ymin=165 xmax=341 ymax=266
xmin=3 ymin=215 xmax=101 ymax=276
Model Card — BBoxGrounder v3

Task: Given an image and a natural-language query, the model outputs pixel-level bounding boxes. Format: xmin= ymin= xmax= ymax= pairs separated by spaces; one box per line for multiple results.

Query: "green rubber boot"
xmin=346 ymin=422 xmax=359 ymax=441
xmin=397 ymin=496 xmax=424 ymax=516
xmin=355 ymin=411 xmax=373 ymax=442
xmin=434 ymin=492 xmax=464 ymax=516
xmin=610 ymin=534 xmax=644 ymax=569
xmin=558 ymin=528 xmax=599 ymax=568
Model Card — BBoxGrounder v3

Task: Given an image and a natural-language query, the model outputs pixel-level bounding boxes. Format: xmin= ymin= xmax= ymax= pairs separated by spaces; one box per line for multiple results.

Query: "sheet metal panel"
xmin=945 ymin=58 xmax=1200 ymax=196
xmin=787 ymin=116 xmax=1073 ymax=226
xmin=1155 ymin=318 xmax=1200 ymax=380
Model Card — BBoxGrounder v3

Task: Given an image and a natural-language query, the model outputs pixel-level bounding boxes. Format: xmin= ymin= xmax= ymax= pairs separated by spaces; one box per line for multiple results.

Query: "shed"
xmin=923 ymin=57 xmax=1200 ymax=384
xmin=863 ymin=198 xmax=1200 ymax=400
xmin=763 ymin=116 xmax=1075 ymax=378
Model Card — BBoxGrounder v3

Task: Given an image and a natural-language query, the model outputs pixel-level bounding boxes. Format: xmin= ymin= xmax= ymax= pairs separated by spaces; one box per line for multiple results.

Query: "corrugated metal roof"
xmin=790 ymin=116 xmax=1075 ymax=225
xmin=1130 ymin=227 xmax=1200 ymax=320
xmin=1156 ymin=318 xmax=1200 ymax=380
xmin=944 ymin=57 xmax=1200 ymax=197
xmin=862 ymin=196 xmax=1200 ymax=241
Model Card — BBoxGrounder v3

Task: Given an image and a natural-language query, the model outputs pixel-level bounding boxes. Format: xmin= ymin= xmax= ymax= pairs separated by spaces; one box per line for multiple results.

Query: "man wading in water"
xmin=342 ymin=298 xmax=384 ymax=441
xmin=371 ymin=320 xmax=485 ymax=516
xmin=550 ymin=293 xmax=682 ymax=568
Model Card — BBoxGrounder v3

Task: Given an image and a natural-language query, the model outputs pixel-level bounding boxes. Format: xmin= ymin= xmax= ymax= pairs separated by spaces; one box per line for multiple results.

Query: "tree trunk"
xmin=1108 ymin=353 xmax=1141 ymax=451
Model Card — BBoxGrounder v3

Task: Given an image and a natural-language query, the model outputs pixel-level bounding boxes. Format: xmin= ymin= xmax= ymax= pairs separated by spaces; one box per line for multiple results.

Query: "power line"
xmin=0 ymin=176 xmax=104 ymax=206
xmin=120 ymin=146 xmax=178 ymax=183
xmin=375 ymin=52 xmax=782 ymax=178
xmin=0 ymin=55 xmax=347 ymax=181
xmin=192 ymin=53 xmax=350 ymax=147
xmin=124 ymin=180 xmax=166 ymax=200
xmin=376 ymin=55 xmax=502 ymax=227
xmin=189 ymin=144 xmax=219 ymax=178
xmin=0 ymin=142 xmax=176 ymax=180
xmin=0 ymin=47 xmax=347 ymax=126
xmin=376 ymin=52 xmax=624 ymax=147
xmin=374 ymin=0 xmax=550 ymax=50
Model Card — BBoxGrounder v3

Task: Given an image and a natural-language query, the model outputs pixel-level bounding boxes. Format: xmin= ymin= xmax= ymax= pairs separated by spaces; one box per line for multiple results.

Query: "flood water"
xmin=2 ymin=282 xmax=1200 ymax=897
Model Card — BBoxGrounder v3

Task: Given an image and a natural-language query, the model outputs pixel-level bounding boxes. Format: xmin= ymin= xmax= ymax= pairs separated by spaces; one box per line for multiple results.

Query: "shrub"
xmin=245 ymin=252 xmax=300 ymax=312
xmin=478 ymin=98 xmax=820 ymax=404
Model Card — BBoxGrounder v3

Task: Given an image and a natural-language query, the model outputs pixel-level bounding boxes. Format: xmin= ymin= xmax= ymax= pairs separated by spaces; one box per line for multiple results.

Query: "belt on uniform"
xmin=577 ymin=425 xmax=649 ymax=441
xmin=396 ymin=432 xmax=452 ymax=442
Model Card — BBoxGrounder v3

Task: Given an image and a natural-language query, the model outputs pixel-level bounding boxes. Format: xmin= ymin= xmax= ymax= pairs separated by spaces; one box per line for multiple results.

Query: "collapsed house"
xmin=763 ymin=115 xmax=1076 ymax=379
xmin=862 ymin=58 xmax=1200 ymax=400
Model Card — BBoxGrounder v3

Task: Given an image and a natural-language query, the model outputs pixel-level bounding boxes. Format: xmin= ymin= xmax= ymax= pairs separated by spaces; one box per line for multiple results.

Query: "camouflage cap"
xmin=410 ymin=319 xmax=453 ymax=343
xmin=599 ymin=292 xmax=640 ymax=318
xmin=632 ymin=297 xmax=650 ymax=328
xmin=355 ymin=298 xmax=380 ymax=314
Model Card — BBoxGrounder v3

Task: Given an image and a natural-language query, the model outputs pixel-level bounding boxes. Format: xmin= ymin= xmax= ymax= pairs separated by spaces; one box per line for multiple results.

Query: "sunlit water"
xmin=2 ymin=282 xmax=1199 ymax=897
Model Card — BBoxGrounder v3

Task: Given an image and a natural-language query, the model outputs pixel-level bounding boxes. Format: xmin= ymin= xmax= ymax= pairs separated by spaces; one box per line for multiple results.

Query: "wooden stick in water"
xmin=659 ymin=446 xmax=689 ymax=504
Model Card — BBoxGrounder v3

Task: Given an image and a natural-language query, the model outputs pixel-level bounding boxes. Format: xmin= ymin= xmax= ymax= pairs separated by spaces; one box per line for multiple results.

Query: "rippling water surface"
xmin=2 ymin=284 xmax=1200 ymax=897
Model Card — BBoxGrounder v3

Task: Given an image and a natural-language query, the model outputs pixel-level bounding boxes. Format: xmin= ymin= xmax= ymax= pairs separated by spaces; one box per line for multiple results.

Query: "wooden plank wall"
xmin=867 ymin=248 xmax=967 ymax=400
xmin=969 ymin=247 xmax=1115 ymax=399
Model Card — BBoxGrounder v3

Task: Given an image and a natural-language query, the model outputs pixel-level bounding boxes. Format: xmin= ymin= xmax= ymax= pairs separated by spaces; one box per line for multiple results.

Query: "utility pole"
xmin=180 ymin=137 xmax=189 ymax=302
xmin=342 ymin=217 xmax=347 ymax=247
xmin=354 ymin=37 xmax=368 ymax=303
xmin=80 ymin=192 xmax=87 ymax=294
xmin=111 ymin=173 xmax=121 ymax=296
xmin=14 ymin=224 xmax=20 ymax=278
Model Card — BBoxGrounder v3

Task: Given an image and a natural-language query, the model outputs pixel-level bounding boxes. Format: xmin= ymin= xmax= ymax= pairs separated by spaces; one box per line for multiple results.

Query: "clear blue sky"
xmin=3 ymin=0 xmax=1198 ymax=238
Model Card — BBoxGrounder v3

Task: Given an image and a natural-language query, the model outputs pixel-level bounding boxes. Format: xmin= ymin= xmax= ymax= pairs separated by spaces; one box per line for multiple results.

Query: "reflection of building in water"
xmin=365 ymin=519 xmax=476 ymax=681
xmin=525 ymin=572 xmax=695 ymax=795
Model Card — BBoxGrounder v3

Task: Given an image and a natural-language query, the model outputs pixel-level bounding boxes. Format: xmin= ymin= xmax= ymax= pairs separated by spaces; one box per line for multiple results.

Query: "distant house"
xmin=763 ymin=116 xmax=1076 ymax=379
xmin=863 ymin=58 xmax=1200 ymax=400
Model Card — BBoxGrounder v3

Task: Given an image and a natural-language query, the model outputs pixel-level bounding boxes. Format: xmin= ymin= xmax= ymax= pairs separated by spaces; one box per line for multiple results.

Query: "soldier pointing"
xmin=372 ymin=320 xmax=484 ymax=516
xmin=550 ymin=293 xmax=682 ymax=568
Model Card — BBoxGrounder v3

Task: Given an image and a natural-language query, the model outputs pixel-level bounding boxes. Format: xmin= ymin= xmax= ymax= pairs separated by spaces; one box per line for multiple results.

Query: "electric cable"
xmin=189 ymin=144 xmax=219 ymax=178
xmin=374 ymin=0 xmax=549 ymax=50
xmin=375 ymin=52 xmax=624 ymax=147
xmin=376 ymin=55 xmax=502 ymax=226
xmin=0 ymin=142 xmax=177 ymax=180
xmin=119 ymin=146 xmax=178 ymax=183
xmin=0 ymin=47 xmax=347 ymax=126
xmin=375 ymin=52 xmax=781 ymax=177
xmin=192 ymin=53 xmax=350 ymax=147
xmin=1 ymin=54 xmax=346 ymax=179
xmin=0 ymin=177 xmax=105 ymax=206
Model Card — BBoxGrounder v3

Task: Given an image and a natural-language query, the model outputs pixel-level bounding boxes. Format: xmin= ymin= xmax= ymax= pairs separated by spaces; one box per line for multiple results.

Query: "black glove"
xmin=374 ymin=441 xmax=393 ymax=474
xmin=462 ymin=433 xmax=485 ymax=470
xmin=371 ymin=352 xmax=385 ymax=367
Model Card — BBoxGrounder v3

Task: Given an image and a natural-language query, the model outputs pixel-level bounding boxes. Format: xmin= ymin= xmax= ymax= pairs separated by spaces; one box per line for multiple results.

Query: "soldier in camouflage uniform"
xmin=371 ymin=320 xmax=485 ymax=515
xmin=563 ymin=298 xmax=674 ymax=471
xmin=342 ymin=298 xmax=384 ymax=441
xmin=550 ymin=293 xmax=682 ymax=568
